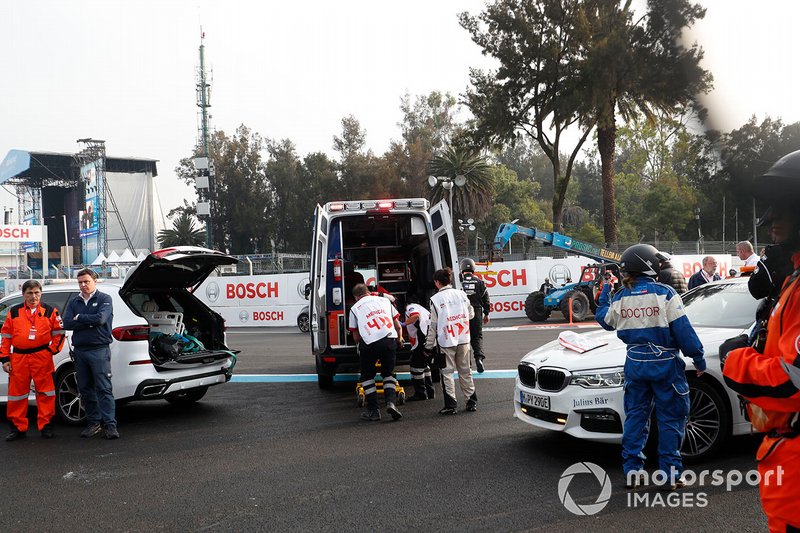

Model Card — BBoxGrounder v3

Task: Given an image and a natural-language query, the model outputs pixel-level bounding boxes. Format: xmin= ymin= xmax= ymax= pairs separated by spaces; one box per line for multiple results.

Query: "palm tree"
xmin=426 ymin=147 xmax=494 ymax=221
xmin=157 ymin=213 xmax=206 ymax=247
xmin=579 ymin=0 xmax=711 ymax=244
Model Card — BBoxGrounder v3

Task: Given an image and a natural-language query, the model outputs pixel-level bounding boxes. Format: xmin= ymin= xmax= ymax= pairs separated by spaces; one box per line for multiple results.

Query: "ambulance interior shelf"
xmin=330 ymin=214 xmax=433 ymax=349
xmin=377 ymin=261 xmax=409 ymax=313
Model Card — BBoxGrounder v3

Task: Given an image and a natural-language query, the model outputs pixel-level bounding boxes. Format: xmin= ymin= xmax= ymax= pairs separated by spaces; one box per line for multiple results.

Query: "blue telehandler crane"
xmin=492 ymin=222 xmax=622 ymax=322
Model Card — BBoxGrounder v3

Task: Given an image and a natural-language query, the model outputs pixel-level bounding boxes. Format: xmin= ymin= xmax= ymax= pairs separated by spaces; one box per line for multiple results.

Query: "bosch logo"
xmin=0 ymin=227 xmax=31 ymax=239
xmin=239 ymin=310 xmax=249 ymax=323
xmin=490 ymin=300 xmax=524 ymax=313
xmin=548 ymin=265 xmax=572 ymax=285
xmin=227 ymin=282 xmax=278 ymax=299
xmin=205 ymin=281 xmax=220 ymax=302
xmin=475 ymin=269 xmax=527 ymax=288
xmin=297 ymin=278 xmax=310 ymax=299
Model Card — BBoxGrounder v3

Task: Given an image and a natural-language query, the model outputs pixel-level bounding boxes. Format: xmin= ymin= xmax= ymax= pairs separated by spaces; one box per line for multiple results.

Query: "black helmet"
xmin=753 ymin=149 xmax=800 ymax=205
xmin=620 ymin=244 xmax=666 ymax=277
xmin=460 ymin=258 xmax=476 ymax=273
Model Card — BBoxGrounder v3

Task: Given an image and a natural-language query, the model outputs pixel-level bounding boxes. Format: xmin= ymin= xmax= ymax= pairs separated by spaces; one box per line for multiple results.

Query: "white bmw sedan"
xmin=513 ymin=277 xmax=759 ymax=461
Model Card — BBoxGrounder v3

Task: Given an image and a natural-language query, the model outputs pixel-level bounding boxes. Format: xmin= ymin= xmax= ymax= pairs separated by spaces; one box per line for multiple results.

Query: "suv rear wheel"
xmin=55 ymin=365 xmax=85 ymax=425
xmin=165 ymin=386 xmax=208 ymax=405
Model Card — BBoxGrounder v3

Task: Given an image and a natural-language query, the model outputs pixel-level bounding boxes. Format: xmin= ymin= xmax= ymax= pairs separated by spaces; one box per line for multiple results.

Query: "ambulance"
xmin=309 ymin=198 xmax=459 ymax=388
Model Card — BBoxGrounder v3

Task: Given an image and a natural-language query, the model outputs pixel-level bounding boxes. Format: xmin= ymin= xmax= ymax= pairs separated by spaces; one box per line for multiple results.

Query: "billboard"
xmin=21 ymin=188 xmax=39 ymax=251
xmin=80 ymin=160 xmax=103 ymax=264
xmin=79 ymin=162 xmax=99 ymax=238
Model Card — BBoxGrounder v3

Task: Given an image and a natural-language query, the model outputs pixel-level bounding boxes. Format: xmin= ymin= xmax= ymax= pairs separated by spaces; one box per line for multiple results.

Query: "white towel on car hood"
xmin=558 ymin=331 xmax=607 ymax=353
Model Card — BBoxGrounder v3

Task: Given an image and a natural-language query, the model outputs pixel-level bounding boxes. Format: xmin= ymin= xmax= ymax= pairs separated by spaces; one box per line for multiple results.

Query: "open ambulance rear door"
xmin=429 ymin=200 xmax=460 ymax=288
xmin=309 ymin=204 xmax=329 ymax=355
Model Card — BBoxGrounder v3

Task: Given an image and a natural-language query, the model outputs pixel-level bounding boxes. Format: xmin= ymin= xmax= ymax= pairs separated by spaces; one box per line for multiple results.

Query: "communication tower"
xmin=195 ymin=28 xmax=214 ymax=248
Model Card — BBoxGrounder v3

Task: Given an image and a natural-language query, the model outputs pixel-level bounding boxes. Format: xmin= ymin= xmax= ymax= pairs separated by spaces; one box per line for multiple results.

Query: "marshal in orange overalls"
xmin=1 ymin=302 xmax=65 ymax=433
xmin=724 ymin=252 xmax=800 ymax=533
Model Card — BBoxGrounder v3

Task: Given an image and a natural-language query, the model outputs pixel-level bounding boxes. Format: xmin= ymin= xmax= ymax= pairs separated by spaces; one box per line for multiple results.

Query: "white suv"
xmin=0 ymin=247 xmax=239 ymax=424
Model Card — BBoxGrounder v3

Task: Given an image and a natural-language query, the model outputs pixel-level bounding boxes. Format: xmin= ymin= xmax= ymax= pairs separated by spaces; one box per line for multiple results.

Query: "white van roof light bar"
xmin=324 ymin=198 xmax=429 ymax=213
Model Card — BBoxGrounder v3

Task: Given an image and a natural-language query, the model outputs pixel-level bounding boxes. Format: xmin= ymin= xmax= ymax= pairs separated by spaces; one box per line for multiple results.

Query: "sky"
xmin=2 ymin=0 xmax=799 ymax=225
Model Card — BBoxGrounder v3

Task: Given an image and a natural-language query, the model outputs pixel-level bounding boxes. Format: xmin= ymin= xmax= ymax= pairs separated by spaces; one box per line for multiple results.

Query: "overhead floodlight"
xmin=467 ymin=218 xmax=474 ymax=224
xmin=427 ymin=175 xmax=438 ymax=187
xmin=442 ymin=180 xmax=454 ymax=190
xmin=469 ymin=225 xmax=476 ymax=231
xmin=454 ymin=174 xmax=467 ymax=187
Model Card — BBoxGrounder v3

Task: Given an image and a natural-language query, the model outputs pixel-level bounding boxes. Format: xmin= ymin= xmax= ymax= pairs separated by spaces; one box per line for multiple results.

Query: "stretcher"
xmin=356 ymin=359 xmax=406 ymax=407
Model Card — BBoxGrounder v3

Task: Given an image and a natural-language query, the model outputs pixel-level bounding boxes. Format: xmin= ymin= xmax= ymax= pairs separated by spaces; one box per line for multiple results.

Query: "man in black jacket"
xmin=62 ymin=268 xmax=118 ymax=439
xmin=459 ymin=259 xmax=490 ymax=373
xmin=658 ymin=257 xmax=688 ymax=294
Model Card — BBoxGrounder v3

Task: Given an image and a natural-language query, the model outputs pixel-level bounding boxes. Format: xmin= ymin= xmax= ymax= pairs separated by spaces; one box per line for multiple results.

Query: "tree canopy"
xmin=459 ymin=0 xmax=711 ymax=244
xmin=157 ymin=212 xmax=205 ymax=248
xmin=459 ymin=0 xmax=594 ymax=231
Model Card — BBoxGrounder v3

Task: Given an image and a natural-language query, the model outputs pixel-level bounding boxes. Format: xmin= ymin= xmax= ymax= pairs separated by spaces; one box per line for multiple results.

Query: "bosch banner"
xmin=0 ymin=224 xmax=43 ymax=242
xmin=471 ymin=255 xmax=733 ymax=319
xmin=190 ymin=255 xmax=734 ymax=326
xmin=473 ymin=258 xmax=595 ymax=319
xmin=194 ymin=273 xmax=309 ymax=327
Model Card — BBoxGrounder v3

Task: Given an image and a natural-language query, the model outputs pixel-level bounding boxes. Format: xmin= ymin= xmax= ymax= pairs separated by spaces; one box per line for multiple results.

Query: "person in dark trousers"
xmin=459 ymin=258 xmax=490 ymax=373
xmin=62 ymin=268 xmax=118 ymax=439
xmin=1 ymin=280 xmax=65 ymax=441
xmin=403 ymin=295 xmax=435 ymax=401
xmin=348 ymin=283 xmax=404 ymax=422
xmin=657 ymin=257 xmax=688 ymax=294
xmin=596 ymin=244 xmax=705 ymax=491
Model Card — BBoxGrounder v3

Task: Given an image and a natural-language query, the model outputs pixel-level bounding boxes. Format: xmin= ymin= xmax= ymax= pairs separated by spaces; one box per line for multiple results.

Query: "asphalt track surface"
xmin=2 ymin=318 xmax=767 ymax=531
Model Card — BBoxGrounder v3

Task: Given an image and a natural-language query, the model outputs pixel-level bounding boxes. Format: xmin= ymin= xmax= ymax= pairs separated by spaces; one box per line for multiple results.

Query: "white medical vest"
xmin=430 ymin=288 xmax=471 ymax=348
xmin=348 ymin=295 xmax=399 ymax=344
xmin=405 ymin=303 xmax=431 ymax=349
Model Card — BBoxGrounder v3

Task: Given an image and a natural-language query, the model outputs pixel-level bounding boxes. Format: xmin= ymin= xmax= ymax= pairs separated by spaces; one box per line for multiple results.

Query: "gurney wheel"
xmin=357 ymin=393 xmax=365 ymax=407
xmin=397 ymin=391 xmax=406 ymax=405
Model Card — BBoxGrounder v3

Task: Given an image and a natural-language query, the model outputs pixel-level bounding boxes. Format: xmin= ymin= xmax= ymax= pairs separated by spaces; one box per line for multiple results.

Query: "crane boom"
xmin=492 ymin=222 xmax=621 ymax=263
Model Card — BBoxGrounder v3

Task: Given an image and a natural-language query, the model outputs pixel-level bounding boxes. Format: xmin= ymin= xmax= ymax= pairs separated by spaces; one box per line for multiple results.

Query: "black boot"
xmin=466 ymin=392 xmax=478 ymax=412
xmin=440 ymin=392 xmax=458 ymax=415
xmin=361 ymin=392 xmax=380 ymax=421
xmin=424 ymin=375 xmax=435 ymax=400
xmin=5 ymin=428 xmax=27 ymax=442
xmin=408 ymin=378 xmax=428 ymax=401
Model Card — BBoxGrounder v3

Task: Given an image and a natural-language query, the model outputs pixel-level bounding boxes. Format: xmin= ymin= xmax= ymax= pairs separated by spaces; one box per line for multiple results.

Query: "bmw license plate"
xmin=520 ymin=390 xmax=550 ymax=410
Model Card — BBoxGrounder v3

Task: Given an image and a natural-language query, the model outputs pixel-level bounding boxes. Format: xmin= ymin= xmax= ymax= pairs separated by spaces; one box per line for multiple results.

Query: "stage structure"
xmin=0 ymin=142 xmax=159 ymax=275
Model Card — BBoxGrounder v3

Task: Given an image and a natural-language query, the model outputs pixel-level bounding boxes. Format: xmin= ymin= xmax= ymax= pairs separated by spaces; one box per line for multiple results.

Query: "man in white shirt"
xmin=424 ymin=268 xmax=477 ymax=415
xmin=348 ymin=283 xmax=404 ymax=422
xmin=736 ymin=240 xmax=760 ymax=267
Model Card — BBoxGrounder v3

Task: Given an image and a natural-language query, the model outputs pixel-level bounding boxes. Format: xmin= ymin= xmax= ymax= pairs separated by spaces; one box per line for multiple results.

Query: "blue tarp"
xmin=0 ymin=150 xmax=31 ymax=184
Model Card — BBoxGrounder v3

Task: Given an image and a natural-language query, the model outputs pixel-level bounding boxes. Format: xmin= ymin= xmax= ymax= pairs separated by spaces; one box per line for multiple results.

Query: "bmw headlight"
xmin=569 ymin=368 xmax=624 ymax=388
